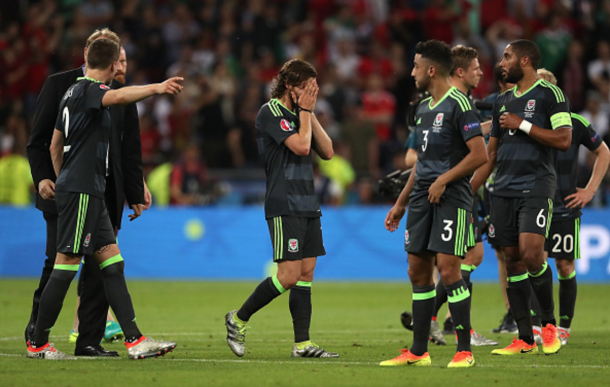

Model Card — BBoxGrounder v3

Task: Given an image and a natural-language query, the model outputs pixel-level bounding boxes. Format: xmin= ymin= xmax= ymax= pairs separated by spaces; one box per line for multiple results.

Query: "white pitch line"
xmin=0 ymin=353 xmax=607 ymax=368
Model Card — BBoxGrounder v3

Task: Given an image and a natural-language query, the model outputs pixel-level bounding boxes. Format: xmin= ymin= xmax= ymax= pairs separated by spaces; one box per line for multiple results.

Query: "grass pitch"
xmin=0 ymin=280 xmax=609 ymax=386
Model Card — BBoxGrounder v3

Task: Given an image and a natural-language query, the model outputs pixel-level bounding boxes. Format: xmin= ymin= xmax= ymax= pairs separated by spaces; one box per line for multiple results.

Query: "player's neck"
xmin=428 ymin=79 xmax=452 ymax=107
xmin=278 ymin=94 xmax=295 ymax=112
xmin=515 ymin=72 xmax=540 ymax=96
xmin=83 ymin=69 xmax=109 ymax=84
xmin=449 ymin=77 xmax=468 ymax=95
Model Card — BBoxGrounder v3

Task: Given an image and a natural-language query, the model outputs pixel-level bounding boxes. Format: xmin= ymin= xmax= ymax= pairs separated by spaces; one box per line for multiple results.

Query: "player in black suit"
xmin=25 ymin=29 xmax=145 ymax=357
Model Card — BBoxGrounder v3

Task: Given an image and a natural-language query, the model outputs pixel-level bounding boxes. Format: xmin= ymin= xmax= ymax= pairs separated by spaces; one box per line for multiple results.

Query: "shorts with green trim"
xmin=545 ymin=217 xmax=581 ymax=260
xmin=404 ymin=195 xmax=470 ymax=258
xmin=56 ymin=191 xmax=116 ymax=256
xmin=467 ymin=195 xmax=482 ymax=248
xmin=488 ymin=196 xmax=553 ymax=247
xmin=266 ymin=215 xmax=326 ymax=262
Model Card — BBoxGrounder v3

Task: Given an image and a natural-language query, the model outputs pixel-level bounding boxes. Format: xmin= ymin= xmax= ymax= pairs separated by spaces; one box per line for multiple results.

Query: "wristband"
xmin=519 ymin=119 xmax=532 ymax=135
xmin=299 ymin=106 xmax=313 ymax=113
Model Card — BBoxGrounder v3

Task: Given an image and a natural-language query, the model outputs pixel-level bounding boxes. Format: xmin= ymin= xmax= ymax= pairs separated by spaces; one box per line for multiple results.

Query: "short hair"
xmin=270 ymin=59 xmax=317 ymax=99
xmin=86 ymin=38 xmax=120 ymax=70
xmin=450 ymin=45 xmax=478 ymax=76
xmin=86 ymin=28 xmax=120 ymax=48
xmin=509 ymin=39 xmax=541 ymax=70
xmin=415 ymin=40 xmax=453 ymax=75
xmin=537 ymin=68 xmax=557 ymax=85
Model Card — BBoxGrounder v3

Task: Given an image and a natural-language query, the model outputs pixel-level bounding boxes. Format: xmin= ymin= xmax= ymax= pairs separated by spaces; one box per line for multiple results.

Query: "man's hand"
xmin=39 ymin=179 xmax=55 ymax=200
xmin=385 ymin=204 xmax=406 ymax=232
xmin=428 ymin=178 xmax=446 ymax=204
xmin=293 ymin=79 xmax=318 ymax=112
xmin=129 ymin=204 xmax=144 ymax=221
xmin=565 ymin=188 xmax=595 ymax=209
xmin=499 ymin=112 xmax=522 ymax=130
xmin=143 ymin=180 xmax=152 ymax=210
xmin=156 ymin=77 xmax=184 ymax=95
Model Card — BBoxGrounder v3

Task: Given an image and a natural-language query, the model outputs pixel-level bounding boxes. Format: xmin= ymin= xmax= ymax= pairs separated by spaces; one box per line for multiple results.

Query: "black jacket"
xmin=27 ymin=68 xmax=143 ymax=230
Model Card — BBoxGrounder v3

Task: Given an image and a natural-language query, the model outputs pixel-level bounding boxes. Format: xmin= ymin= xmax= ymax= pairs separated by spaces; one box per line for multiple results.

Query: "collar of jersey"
xmin=271 ymin=98 xmax=296 ymax=116
xmin=428 ymin=86 xmax=456 ymax=110
xmin=77 ymin=76 xmax=103 ymax=84
xmin=511 ymin=79 xmax=542 ymax=98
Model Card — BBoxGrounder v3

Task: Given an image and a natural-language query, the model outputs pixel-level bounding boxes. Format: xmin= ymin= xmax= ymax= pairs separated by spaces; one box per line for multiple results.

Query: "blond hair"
xmin=86 ymin=28 xmax=120 ymax=48
xmin=537 ymin=68 xmax=557 ymax=85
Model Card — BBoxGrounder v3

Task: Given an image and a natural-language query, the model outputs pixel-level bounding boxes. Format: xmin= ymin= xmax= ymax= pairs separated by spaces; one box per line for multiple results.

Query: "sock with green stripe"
xmin=506 ymin=272 xmax=534 ymax=344
xmin=446 ymin=279 xmax=471 ymax=352
xmin=99 ymin=254 xmax=141 ymax=340
xmin=461 ymin=264 xmax=474 ymax=305
xmin=432 ymin=280 xmax=447 ymax=318
xmin=289 ymin=281 xmax=312 ymax=343
xmin=236 ymin=276 xmax=285 ymax=322
xmin=33 ymin=264 xmax=80 ymax=346
xmin=528 ymin=262 xmax=556 ymax=326
xmin=410 ymin=284 xmax=436 ymax=356
xmin=558 ymin=271 xmax=577 ymax=329
xmin=529 ymin=283 xmax=542 ymax=327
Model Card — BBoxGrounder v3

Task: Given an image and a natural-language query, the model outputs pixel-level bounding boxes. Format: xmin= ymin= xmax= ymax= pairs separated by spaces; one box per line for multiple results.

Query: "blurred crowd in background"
xmin=2 ymin=0 xmax=610 ymax=207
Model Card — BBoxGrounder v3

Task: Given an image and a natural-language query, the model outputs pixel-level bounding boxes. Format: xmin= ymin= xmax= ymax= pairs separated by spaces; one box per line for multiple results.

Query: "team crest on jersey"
xmin=489 ymin=224 xmax=495 ymax=238
xmin=83 ymin=233 xmax=91 ymax=247
xmin=280 ymin=119 xmax=293 ymax=132
xmin=433 ymin=113 xmax=444 ymax=127
xmin=100 ymin=84 xmax=110 ymax=90
xmin=525 ymin=99 xmax=536 ymax=111
xmin=405 ymin=230 xmax=410 ymax=245
xmin=288 ymin=238 xmax=299 ymax=252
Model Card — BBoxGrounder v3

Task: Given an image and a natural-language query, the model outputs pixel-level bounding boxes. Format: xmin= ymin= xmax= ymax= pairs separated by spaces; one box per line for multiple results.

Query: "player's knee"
xmin=555 ymin=259 xmax=574 ymax=277
xmin=100 ymin=259 xmax=125 ymax=276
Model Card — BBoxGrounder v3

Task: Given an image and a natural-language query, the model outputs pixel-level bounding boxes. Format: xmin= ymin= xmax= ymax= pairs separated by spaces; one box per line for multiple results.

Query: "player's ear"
xmin=521 ymin=55 xmax=529 ymax=68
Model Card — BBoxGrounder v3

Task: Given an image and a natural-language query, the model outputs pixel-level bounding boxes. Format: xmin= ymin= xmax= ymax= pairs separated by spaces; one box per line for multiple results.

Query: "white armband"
xmin=519 ymin=120 xmax=532 ymax=135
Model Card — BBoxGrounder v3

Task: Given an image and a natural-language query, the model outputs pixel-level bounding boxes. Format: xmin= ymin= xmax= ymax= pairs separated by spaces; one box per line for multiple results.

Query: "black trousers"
xmin=26 ymin=211 xmax=108 ymax=349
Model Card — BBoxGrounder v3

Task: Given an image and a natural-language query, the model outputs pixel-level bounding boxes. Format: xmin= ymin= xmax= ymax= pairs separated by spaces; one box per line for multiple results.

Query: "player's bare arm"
xmin=385 ymin=163 xmax=417 ymax=232
xmin=480 ymin=120 xmax=492 ymax=136
xmin=565 ymin=142 xmax=610 ymax=209
xmin=101 ymin=77 xmax=184 ymax=107
xmin=499 ymin=112 xmax=571 ymax=151
xmin=428 ymin=135 xmax=487 ymax=204
xmin=284 ymin=80 xmax=317 ymax=156
xmin=470 ymin=136 xmax=498 ymax=194
xmin=49 ymin=128 xmax=64 ymax=180
xmin=311 ymin=112 xmax=334 ymax=160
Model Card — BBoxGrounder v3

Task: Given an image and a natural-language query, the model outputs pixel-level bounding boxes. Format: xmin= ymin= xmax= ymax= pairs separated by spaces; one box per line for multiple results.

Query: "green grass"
xmin=1 ymin=280 xmax=609 ymax=386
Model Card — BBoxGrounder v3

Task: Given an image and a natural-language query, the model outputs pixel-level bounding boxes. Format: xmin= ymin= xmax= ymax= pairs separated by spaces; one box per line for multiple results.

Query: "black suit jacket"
xmin=27 ymin=68 xmax=144 ymax=230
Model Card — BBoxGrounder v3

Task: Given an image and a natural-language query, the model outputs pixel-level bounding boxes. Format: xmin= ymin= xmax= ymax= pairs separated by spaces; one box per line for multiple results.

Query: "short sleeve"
xmin=454 ymin=101 xmax=482 ymax=142
xmin=575 ymin=115 xmax=603 ymax=151
xmin=85 ymin=82 xmax=111 ymax=111
xmin=545 ymin=85 xmax=572 ymax=130
xmin=404 ymin=132 xmax=417 ymax=150
xmin=256 ymin=105 xmax=297 ymax=145
xmin=490 ymin=99 xmax=502 ymax=138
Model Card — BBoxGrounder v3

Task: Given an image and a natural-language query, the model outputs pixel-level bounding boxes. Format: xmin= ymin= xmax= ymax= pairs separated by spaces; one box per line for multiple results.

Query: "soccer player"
xmin=537 ymin=68 xmax=610 ymax=345
xmin=26 ymin=38 xmax=182 ymax=360
xmin=381 ymin=40 xmax=487 ymax=368
xmin=471 ymin=40 xmax=572 ymax=356
xmin=26 ymin=28 xmax=147 ymax=357
xmin=224 ymin=59 xmax=337 ymax=359
xmin=427 ymin=45 xmax=497 ymax=347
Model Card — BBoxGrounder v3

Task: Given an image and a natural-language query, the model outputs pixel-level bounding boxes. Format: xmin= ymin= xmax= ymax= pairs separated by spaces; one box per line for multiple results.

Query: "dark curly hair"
xmin=415 ymin=40 xmax=453 ymax=76
xmin=270 ymin=59 xmax=317 ymax=99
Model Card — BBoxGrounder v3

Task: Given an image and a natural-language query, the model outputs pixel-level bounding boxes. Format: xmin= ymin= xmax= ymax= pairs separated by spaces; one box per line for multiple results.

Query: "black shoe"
xmin=491 ymin=312 xmax=518 ymax=334
xmin=400 ymin=311 xmax=413 ymax=331
xmin=25 ymin=322 xmax=35 ymax=347
xmin=441 ymin=317 xmax=454 ymax=335
xmin=74 ymin=345 xmax=120 ymax=357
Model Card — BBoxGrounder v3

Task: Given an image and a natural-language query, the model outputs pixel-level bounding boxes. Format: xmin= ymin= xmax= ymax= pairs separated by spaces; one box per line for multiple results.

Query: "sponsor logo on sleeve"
xmin=280 ymin=119 xmax=293 ymax=131
xmin=463 ymin=122 xmax=480 ymax=131
xmin=100 ymin=84 xmax=110 ymax=90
